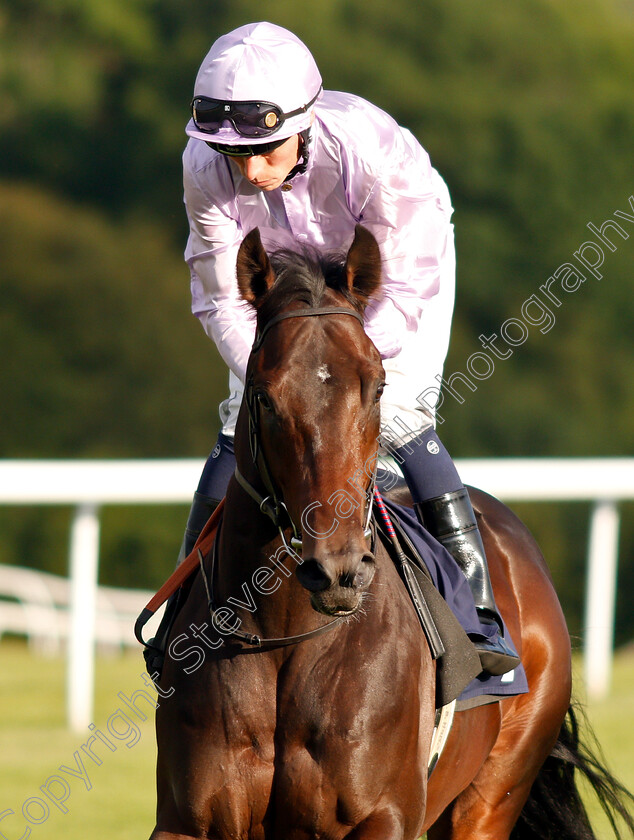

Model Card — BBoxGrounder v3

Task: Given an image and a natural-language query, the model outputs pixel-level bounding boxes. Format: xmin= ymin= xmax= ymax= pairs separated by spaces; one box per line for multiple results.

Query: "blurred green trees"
xmin=1 ymin=0 xmax=633 ymax=641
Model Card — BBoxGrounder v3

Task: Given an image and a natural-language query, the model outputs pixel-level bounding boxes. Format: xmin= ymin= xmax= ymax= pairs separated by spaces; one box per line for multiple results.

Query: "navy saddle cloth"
xmin=381 ymin=496 xmax=528 ymax=705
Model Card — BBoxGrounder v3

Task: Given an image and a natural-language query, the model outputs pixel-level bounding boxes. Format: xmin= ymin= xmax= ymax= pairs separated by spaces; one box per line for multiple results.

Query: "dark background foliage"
xmin=1 ymin=0 xmax=632 ymax=644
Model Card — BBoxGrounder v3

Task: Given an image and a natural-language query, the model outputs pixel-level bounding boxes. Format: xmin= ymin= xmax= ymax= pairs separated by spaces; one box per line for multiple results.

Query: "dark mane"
xmin=256 ymin=244 xmax=361 ymax=326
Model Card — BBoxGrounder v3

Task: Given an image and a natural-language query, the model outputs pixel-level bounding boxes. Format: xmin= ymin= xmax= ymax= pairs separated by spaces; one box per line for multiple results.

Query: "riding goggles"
xmin=191 ymin=87 xmax=322 ymax=139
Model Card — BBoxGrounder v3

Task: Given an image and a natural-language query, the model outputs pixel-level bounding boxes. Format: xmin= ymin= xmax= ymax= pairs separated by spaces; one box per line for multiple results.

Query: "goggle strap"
xmin=279 ymin=87 xmax=322 ymax=120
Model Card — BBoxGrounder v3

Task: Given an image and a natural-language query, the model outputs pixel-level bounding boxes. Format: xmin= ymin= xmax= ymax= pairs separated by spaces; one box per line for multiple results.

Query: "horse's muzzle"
xmin=296 ymin=552 xmax=376 ymax=616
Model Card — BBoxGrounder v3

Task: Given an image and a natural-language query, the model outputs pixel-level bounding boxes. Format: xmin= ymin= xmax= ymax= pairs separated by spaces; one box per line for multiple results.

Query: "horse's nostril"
xmin=339 ymin=571 xmax=356 ymax=589
xmin=340 ymin=554 xmax=376 ymax=589
xmin=296 ymin=559 xmax=332 ymax=593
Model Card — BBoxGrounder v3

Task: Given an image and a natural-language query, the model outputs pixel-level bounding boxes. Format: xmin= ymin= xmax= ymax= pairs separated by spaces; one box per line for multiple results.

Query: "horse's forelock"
xmin=257 ymin=246 xmax=359 ymax=327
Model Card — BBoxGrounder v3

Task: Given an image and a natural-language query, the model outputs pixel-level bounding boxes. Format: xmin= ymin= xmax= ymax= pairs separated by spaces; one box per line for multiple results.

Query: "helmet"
xmin=186 ymin=22 xmax=323 ymax=147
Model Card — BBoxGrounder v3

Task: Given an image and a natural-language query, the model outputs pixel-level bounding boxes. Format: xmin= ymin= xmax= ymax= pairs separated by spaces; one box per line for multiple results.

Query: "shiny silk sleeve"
xmin=183 ymin=143 xmax=256 ymax=383
xmin=343 ymin=127 xmax=454 ymax=359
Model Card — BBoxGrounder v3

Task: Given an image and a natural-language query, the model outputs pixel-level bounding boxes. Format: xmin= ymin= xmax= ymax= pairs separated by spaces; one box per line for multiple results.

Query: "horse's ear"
xmin=236 ymin=228 xmax=276 ymax=307
xmin=345 ymin=225 xmax=382 ymax=309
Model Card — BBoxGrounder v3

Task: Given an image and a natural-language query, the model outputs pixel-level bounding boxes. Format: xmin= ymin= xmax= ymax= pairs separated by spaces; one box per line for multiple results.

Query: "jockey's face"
xmin=229 ymin=135 xmax=300 ymax=191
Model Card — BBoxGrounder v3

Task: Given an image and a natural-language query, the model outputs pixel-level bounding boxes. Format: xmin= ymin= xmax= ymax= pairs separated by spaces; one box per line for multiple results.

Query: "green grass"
xmin=573 ymin=651 xmax=634 ymax=836
xmin=0 ymin=640 xmax=632 ymax=839
xmin=0 ymin=640 xmax=156 ymax=839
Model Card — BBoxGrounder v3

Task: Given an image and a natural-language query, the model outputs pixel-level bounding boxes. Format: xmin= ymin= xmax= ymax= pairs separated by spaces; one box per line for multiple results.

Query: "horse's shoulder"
xmin=468 ymin=486 xmax=552 ymax=591
xmin=382 ymin=480 xmax=547 ymax=573
xmin=468 ymin=486 xmax=532 ymax=540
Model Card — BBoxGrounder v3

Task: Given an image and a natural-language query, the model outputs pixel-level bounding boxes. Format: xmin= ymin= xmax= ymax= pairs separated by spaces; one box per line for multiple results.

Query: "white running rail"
xmin=0 ymin=458 xmax=632 ymax=731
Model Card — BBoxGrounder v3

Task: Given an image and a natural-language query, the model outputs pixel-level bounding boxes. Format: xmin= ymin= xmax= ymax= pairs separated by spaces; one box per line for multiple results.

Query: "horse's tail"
xmin=511 ymin=704 xmax=634 ymax=840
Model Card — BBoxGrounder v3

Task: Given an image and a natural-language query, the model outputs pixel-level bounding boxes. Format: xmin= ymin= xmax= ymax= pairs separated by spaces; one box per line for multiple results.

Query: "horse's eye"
xmin=375 ymin=382 xmax=385 ymax=403
xmin=256 ymin=391 xmax=273 ymax=412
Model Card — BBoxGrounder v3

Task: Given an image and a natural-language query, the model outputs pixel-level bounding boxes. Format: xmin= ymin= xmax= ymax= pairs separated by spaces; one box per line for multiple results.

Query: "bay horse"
xmin=150 ymin=226 xmax=632 ymax=840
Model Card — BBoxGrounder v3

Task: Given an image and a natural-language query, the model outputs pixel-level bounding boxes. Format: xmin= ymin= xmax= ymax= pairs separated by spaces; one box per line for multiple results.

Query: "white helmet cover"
xmin=186 ymin=22 xmax=323 ymax=146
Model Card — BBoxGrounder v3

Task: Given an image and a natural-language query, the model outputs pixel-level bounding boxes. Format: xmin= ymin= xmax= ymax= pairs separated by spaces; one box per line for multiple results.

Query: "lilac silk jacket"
xmin=183 ymin=90 xmax=455 ymax=434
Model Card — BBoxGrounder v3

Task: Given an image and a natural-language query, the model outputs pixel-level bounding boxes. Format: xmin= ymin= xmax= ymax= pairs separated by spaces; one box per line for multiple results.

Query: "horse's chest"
xmin=195 ymin=605 xmax=429 ymax=837
xmin=259 ymin=651 xmax=425 ymax=832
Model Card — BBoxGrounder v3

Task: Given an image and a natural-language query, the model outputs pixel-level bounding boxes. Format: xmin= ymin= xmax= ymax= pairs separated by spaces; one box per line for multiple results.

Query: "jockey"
xmin=177 ymin=21 xmax=518 ymax=675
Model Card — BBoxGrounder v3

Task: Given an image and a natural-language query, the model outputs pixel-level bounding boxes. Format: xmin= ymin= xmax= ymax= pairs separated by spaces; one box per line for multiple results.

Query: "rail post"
xmin=67 ymin=502 xmax=101 ymax=732
xmin=584 ymin=499 xmax=620 ymax=700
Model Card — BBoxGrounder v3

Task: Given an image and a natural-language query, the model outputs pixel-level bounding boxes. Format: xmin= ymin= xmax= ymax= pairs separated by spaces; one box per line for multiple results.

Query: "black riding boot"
xmin=416 ymin=489 xmax=520 ymax=676
xmin=179 ymin=491 xmax=220 ymax=566
xmin=143 ymin=492 xmax=220 ymax=680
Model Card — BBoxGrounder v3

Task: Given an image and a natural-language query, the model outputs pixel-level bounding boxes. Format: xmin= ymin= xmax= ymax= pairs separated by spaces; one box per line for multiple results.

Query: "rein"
xmin=198 ymin=539 xmax=345 ymax=649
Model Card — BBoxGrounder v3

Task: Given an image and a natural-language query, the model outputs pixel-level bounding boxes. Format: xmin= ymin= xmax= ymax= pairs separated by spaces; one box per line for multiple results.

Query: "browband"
xmin=252 ymin=306 xmax=364 ymax=352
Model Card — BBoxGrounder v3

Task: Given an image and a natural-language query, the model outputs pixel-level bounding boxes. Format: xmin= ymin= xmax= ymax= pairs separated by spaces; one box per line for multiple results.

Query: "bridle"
xmin=201 ymin=304 xmax=379 ymax=650
xmin=234 ymin=305 xmax=377 ymax=558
